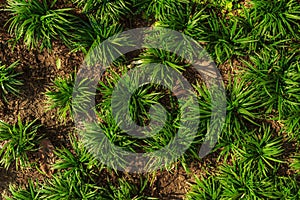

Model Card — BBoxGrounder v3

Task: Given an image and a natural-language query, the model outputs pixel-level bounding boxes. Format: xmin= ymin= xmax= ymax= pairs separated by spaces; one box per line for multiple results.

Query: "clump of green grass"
xmin=218 ymin=161 xmax=276 ymax=199
xmin=151 ymin=1 xmax=208 ymax=36
xmin=290 ymin=154 xmax=300 ymax=172
xmin=250 ymin=0 xmax=300 ymax=40
xmin=6 ymin=179 xmax=41 ymax=200
xmin=142 ymin=0 xmax=190 ymax=21
xmin=45 ymin=74 xmax=94 ymax=123
xmin=188 ymin=160 xmax=282 ymax=199
xmin=45 ymin=76 xmax=74 ymax=122
xmin=7 ymin=175 xmax=155 ymax=200
xmin=0 ymin=116 xmax=42 ymax=170
xmin=196 ymin=11 xmax=256 ymax=63
xmin=138 ymin=49 xmax=188 ymax=72
xmin=219 ymin=75 xmax=264 ymax=142
xmin=40 ymin=172 xmax=102 ymax=200
xmin=273 ymin=176 xmax=300 ymax=199
xmin=103 ymin=178 xmax=153 ymax=200
xmin=73 ymin=0 xmax=131 ymax=22
xmin=6 ymin=0 xmax=83 ymax=50
xmin=233 ymin=125 xmax=284 ymax=177
xmin=67 ymin=16 xmax=123 ymax=54
xmin=6 ymin=129 xmax=155 ymax=199
xmin=186 ymin=175 xmax=222 ymax=200
xmin=52 ymin=133 xmax=100 ymax=181
xmin=241 ymin=49 xmax=300 ymax=120
xmin=0 ymin=61 xmax=23 ymax=102
xmin=283 ymin=108 xmax=300 ymax=141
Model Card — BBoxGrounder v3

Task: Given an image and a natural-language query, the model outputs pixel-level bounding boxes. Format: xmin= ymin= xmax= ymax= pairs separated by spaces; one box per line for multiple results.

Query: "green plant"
xmin=214 ymin=122 xmax=244 ymax=162
xmin=0 ymin=61 xmax=23 ymax=102
xmin=225 ymin=76 xmax=263 ymax=132
xmin=196 ymin=11 xmax=256 ymax=63
xmin=138 ymin=26 xmax=204 ymax=70
xmin=218 ymin=161 xmax=277 ymax=199
xmin=152 ymin=2 xmax=209 ymax=37
xmin=273 ymin=176 xmax=300 ymax=199
xmin=290 ymin=154 xmax=300 ymax=172
xmin=6 ymin=179 xmax=41 ymax=200
xmin=45 ymin=74 xmax=94 ymax=123
xmin=6 ymin=0 xmax=83 ymax=50
xmin=207 ymin=0 xmax=241 ymax=13
xmin=97 ymin=64 xmax=169 ymax=127
xmin=283 ymin=107 xmax=300 ymax=140
xmin=0 ymin=116 xmax=42 ymax=170
xmin=46 ymin=76 xmax=73 ymax=122
xmin=67 ymin=16 xmax=123 ymax=54
xmin=144 ymin=0 xmax=190 ymax=20
xmin=52 ymin=133 xmax=99 ymax=181
xmin=250 ymin=0 xmax=300 ymax=39
xmin=233 ymin=125 xmax=284 ymax=177
xmin=109 ymin=73 xmax=166 ymax=131
xmin=103 ymin=178 xmax=153 ymax=200
xmin=138 ymin=49 xmax=187 ymax=72
xmin=241 ymin=49 xmax=300 ymax=119
xmin=79 ymin=111 xmax=139 ymax=172
xmin=186 ymin=175 xmax=222 ymax=200
xmin=40 ymin=172 xmax=102 ymax=200
xmin=73 ymin=0 xmax=131 ymax=22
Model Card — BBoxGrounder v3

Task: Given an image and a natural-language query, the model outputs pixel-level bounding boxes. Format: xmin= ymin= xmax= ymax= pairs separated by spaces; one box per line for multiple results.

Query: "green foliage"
xmin=45 ymin=74 xmax=93 ymax=123
xmin=234 ymin=125 xmax=284 ymax=177
xmin=273 ymin=176 xmax=300 ymax=199
xmin=2 ymin=0 xmax=300 ymax=199
xmin=187 ymin=175 xmax=222 ymax=200
xmin=214 ymin=123 xmax=243 ymax=162
xmin=207 ymin=0 xmax=241 ymax=12
xmin=45 ymin=76 xmax=73 ymax=122
xmin=152 ymin=2 xmax=209 ymax=36
xmin=225 ymin=76 xmax=263 ymax=131
xmin=250 ymin=0 xmax=300 ymax=39
xmin=138 ymin=48 xmax=188 ymax=73
xmin=103 ymin=178 xmax=153 ymax=200
xmin=6 ymin=180 xmax=40 ymax=200
xmin=67 ymin=16 xmax=123 ymax=54
xmin=6 ymin=0 xmax=84 ymax=50
xmin=40 ymin=172 xmax=102 ymax=200
xmin=73 ymin=0 xmax=131 ymax=22
xmin=218 ymin=161 xmax=276 ymax=199
xmin=283 ymin=107 xmax=300 ymax=140
xmin=241 ymin=49 xmax=300 ymax=119
xmin=0 ymin=116 xmax=41 ymax=170
xmin=196 ymin=12 xmax=256 ymax=63
xmin=52 ymin=133 xmax=99 ymax=180
xmin=0 ymin=61 xmax=23 ymax=102
xmin=139 ymin=0 xmax=190 ymax=20
xmin=7 ymin=176 xmax=155 ymax=200
xmin=290 ymin=154 xmax=300 ymax=172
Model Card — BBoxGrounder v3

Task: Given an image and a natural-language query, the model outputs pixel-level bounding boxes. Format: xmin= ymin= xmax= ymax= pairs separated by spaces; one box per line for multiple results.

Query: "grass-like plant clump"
xmin=6 ymin=0 xmax=83 ymax=50
xmin=0 ymin=61 xmax=22 ymax=102
xmin=45 ymin=74 xmax=94 ymax=122
xmin=0 ymin=116 xmax=42 ymax=170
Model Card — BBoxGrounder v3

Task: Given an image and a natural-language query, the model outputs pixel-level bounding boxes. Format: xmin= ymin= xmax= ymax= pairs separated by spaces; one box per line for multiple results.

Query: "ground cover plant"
xmin=0 ymin=61 xmax=22 ymax=102
xmin=0 ymin=116 xmax=42 ymax=170
xmin=5 ymin=0 xmax=85 ymax=50
xmin=0 ymin=0 xmax=299 ymax=199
